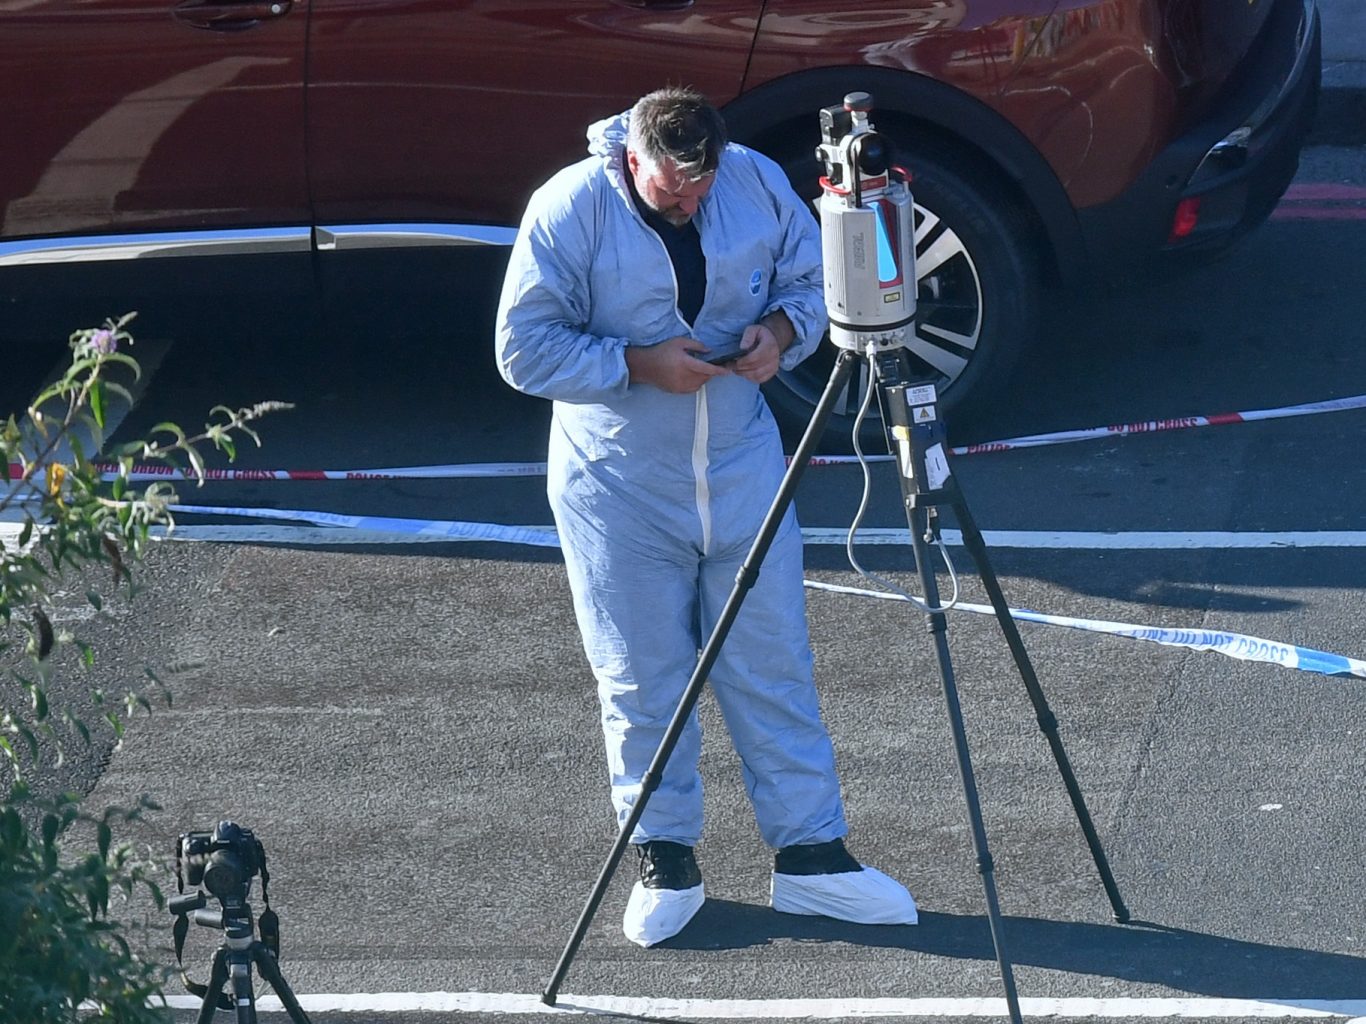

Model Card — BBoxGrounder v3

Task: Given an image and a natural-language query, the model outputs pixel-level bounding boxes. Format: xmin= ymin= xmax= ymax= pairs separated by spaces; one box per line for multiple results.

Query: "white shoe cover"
xmin=771 ymin=866 xmax=918 ymax=925
xmin=623 ymin=881 xmax=705 ymax=947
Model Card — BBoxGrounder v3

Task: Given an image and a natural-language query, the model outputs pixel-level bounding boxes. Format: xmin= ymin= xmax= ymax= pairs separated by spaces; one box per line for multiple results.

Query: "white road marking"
xmin=150 ymin=524 xmax=1366 ymax=550
xmin=0 ymin=522 xmax=31 ymax=547
xmin=154 ymin=992 xmax=1366 ymax=1018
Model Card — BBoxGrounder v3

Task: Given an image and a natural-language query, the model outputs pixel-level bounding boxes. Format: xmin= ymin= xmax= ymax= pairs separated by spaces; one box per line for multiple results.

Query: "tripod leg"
xmin=227 ymin=956 xmax=259 ymax=1024
xmin=541 ymin=349 xmax=863 ymax=1006
xmin=195 ymin=948 xmax=231 ymax=1024
xmin=951 ymin=496 xmax=1130 ymax=923
xmin=254 ymin=943 xmax=315 ymax=1024
xmin=906 ymin=505 xmax=1023 ymax=1024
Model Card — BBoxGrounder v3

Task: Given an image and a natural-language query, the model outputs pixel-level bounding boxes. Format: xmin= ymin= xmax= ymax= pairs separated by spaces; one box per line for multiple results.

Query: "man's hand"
xmin=626 ymin=335 xmax=730 ymax=393
xmin=731 ymin=311 xmax=795 ymax=384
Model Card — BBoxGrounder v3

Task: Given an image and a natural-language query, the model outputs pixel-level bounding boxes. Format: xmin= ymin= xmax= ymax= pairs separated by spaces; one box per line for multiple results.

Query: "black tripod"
xmin=169 ymin=889 xmax=312 ymax=1024
xmin=541 ymin=345 xmax=1130 ymax=1019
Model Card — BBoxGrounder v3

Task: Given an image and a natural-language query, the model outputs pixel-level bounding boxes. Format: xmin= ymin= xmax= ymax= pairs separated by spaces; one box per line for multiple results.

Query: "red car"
xmin=0 ymin=0 xmax=1320 ymax=438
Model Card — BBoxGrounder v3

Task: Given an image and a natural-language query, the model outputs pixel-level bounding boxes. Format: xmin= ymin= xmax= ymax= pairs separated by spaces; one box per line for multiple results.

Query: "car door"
xmin=306 ymin=0 xmax=766 ymax=248
xmin=0 ymin=0 xmax=308 ymax=260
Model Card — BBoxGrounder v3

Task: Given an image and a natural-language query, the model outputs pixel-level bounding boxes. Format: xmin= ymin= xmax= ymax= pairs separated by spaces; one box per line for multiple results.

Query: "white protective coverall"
xmin=495 ymin=111 xmax=848 ymax=851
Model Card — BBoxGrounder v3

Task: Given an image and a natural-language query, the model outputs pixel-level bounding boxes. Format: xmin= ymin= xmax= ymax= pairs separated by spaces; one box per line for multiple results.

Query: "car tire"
xmin=764 ymin=136 xmax=1041 ymax=449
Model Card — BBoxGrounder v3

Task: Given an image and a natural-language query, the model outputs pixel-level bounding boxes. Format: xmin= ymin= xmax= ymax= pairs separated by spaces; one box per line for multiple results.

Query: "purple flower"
xmin=90 ymin=328 xmax=117 ymax=354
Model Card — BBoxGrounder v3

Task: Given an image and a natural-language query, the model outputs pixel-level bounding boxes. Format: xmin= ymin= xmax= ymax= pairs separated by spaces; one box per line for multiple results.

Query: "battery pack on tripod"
xmin=875 ymin=353 xmax=952 ymax=498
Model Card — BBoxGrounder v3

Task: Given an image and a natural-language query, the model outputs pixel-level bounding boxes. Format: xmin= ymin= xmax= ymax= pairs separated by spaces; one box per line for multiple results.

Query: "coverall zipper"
xmin=639 ymin=220 xmax=714 ymax=556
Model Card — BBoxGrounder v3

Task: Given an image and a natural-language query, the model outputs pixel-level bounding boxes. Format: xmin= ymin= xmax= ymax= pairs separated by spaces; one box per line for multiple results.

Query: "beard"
xmin=646 ymin=199 xmax=693 ymax=227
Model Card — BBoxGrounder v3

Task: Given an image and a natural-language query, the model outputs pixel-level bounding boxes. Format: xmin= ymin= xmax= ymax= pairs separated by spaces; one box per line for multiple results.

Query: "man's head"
xmin=625 ymin=87 xmax=727 ymax=227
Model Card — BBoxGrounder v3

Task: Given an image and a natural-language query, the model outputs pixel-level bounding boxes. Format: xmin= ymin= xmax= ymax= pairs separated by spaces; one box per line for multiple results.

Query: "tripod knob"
xmin=168 ymin=891 xmax=207 ymax=916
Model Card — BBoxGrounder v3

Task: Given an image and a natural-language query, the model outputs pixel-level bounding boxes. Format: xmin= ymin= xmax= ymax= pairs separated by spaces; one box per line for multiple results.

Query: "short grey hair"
xmin=626 ymin=87 xmax=728 ymax=182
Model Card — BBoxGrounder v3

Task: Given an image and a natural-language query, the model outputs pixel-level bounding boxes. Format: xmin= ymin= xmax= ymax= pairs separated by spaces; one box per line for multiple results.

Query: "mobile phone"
xmin=702 ymin=345 xmax=746 ymax=365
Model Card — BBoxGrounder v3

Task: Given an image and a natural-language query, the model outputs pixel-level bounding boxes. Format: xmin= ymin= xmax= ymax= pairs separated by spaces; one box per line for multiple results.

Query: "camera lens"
xmin=202 ymin=850 xmax=244 ymax=899
xmin=855 ymin=133 xmax=889 ymax=176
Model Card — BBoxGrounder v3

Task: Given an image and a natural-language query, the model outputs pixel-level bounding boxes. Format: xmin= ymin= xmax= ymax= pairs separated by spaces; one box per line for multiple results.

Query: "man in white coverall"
xmin=495 ymin=87 xmax=917 ymax=947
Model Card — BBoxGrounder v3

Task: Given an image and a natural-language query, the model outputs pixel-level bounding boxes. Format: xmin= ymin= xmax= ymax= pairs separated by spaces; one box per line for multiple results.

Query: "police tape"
xmin=11 ymin=391 xmax=1366 ymax=483
xmin=4 ymin=461 xmax=551 ymax=483
xmin=161 ymin=503 xmax=1366 ymax=682
xmin=802 ymin=579 xmax=1366 ymax=681
xmin=950 ymin=392 xmax=1366 ymax=455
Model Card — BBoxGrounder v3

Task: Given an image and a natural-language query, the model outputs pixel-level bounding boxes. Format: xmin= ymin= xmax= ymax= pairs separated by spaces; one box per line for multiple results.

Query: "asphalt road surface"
xmin=5 ymin=144 xmax=1366 ymax=1024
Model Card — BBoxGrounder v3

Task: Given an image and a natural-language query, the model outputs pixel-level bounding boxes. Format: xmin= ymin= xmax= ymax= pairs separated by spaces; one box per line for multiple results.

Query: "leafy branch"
xmin=2 ymin=315 xmax=290 ymax=778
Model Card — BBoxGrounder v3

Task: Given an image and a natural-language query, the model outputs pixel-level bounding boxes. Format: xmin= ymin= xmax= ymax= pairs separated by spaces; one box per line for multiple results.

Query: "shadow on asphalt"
xmin=657 ymin=904 xmax=1366 ymax=999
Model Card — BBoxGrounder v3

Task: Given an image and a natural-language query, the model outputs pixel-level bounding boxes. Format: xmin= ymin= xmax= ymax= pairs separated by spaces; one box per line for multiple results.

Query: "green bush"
xmin=0 ymin=792 xmax=166 ymax=1023
xmin=1 ymin=316 xmax=286 ymax=1020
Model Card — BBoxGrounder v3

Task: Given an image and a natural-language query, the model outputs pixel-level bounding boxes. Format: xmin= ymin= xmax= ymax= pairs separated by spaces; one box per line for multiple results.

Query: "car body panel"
xmin=1164 ymin=0 xmax=1277 ymax=114
xmin=0 ymin=0 xmax=1312 ymax=271
xmin=306 ymin=0 xmax=765 ymax=226
xmin=747 ymin=0 xmax=1276 ymax=211
xmin=0 ymin=0 xmax=309 ymax=242
xmin=1077 ymin=0 xmax=1319 ymax=257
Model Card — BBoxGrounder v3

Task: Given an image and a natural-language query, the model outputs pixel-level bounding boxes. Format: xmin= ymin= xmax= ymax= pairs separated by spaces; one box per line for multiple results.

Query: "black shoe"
xmin=634 ymin=840 xmax=702 ymax=890
xmin=774 ymin=837 xmax=861 ymax=876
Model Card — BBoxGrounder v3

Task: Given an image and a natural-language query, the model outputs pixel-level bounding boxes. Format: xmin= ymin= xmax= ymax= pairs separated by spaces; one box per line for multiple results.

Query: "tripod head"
xmin=816 ymin=92 xmax=916 ymax=354
xmin=168 ymin=889 xmax=259 ymax=942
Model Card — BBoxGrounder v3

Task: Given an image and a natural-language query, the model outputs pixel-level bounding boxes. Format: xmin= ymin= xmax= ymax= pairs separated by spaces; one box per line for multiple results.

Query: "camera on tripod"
xmin=178 ymin=820 xmax=264 ymax=902
xmin=815 ymin=91 xmax=916 ymax=354
xmin=169 ymin=821 xmax=313 ymax=1023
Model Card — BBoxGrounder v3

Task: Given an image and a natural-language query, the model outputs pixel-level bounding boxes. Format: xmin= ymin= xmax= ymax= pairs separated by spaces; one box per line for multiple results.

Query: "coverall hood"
xmin=584 ymin=112 xmax=636 ymax=215
xmin=585 ymin=111 xmax=627 ymax=162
